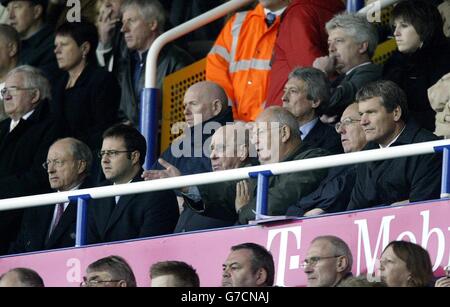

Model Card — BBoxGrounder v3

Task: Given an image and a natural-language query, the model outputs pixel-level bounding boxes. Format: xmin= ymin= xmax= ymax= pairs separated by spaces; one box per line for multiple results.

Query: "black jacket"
xmin=303 ymin=120 xmax=343 ymax=154
xmin=51 ymin=63 xmax=120 ymax=151
xmin=0 ymin=100 xmax=62 ymax=254
xmin=9 ymin=180 xmax=92 ymax=254
xmin=347 ymin=119 xmax=442 ymax=211
xmin=118 ymin=43 xmax=194 ymax=127
xmin=325 ymin=63 xmax=382 ymax=118
xmin=383 ymin=39 xmax=450 ymax=132
xmin=87 ymin=173 xmax=179 ymax=244
xmin=286 ymin=165 xmax=356 ymax=216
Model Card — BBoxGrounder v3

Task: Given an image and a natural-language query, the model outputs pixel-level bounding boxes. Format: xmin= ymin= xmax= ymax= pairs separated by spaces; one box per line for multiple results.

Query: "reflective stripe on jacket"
xmin=206 ymin=4 xmax=279 ymax=122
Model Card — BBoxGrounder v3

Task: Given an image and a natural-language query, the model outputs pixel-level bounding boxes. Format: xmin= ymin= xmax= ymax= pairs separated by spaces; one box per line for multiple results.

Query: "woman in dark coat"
xmin=52 ymin=21 xmax=120 ymax=151
xmin=383 ymin=0 xmax=450 ymax=132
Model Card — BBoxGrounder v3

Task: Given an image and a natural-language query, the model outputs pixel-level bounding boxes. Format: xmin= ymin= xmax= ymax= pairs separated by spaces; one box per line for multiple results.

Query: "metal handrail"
xmin=1 ymin=139 xmax=449 ymax=211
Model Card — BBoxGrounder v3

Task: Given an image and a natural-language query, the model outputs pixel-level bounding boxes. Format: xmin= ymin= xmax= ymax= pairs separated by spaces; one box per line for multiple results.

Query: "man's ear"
xmin=255 ymin=268 xmax=268 ymax=286
xmin=358 ymin=41 xmax=369 ymax=55
xmin=212 ymin=99 xmax=223 ymax=117
xmin=280 ymin=125 xmax=291 ymax=143
xmin=149 ymin=19 xmax=158 ymax=32
xmin=32 ymin=4 xmax=44 ymax=20
xmin=77 ymin=160 xmax=87 ymax=175
xmin=30 ymin=89 xmax=41 ymax=104
xmin=393 ymin=105 xmax=402 ymax=122
xmin=311 ymin=99 xmax=321 ymax=109
xmin=8 ymin=42 xmax=18 ymax=58
xmin=131 ymin=150 xmax=140 ymax=165
xmin=336 ymin=256 xmax=349 ymax=273
xmin=80 ymin=41 xmax=91 ymax=59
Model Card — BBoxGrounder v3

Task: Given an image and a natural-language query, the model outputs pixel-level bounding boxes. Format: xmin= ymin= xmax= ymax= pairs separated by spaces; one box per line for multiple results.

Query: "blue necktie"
xmin=266 ymin=12 xmax=276 ymax=27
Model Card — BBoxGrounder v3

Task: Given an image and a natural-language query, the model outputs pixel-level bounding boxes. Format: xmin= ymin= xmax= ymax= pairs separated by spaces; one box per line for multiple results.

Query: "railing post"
xmin=140 ymin=87 xmax=159 ymax=170
xmin=347 ymin=0 xmax=365 ymax=12
xmin=69 ymin=194 xmax=91 ymax=247
xmin=434 ymin=145 xmax=450 ymax=198
xmin=249 ymin=170 xmax=273 ymax=220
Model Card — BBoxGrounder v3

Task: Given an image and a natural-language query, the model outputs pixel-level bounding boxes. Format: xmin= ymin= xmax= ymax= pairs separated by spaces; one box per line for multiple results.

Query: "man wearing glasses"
xmin=87 ymin=124 xmax=179 ymax=244
xmin=0 ymin=65 xmax=61 ymax=254
xmin=9 ymin=137 xmax=92 ymax=254
xmin=286 ymin=102 xmax=366 ymax=217
xmin=302 ymin=235 xmax=353 ymax=287
xmin=81 ymin=255 xmax=136 ymax=287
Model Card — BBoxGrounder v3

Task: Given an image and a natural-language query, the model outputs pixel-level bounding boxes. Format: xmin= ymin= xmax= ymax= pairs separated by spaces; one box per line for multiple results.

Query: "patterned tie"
xmin=49 ymin=203 xmax=65 ymax=237
xmin=265 ymin=12 xmax=276 ymax=27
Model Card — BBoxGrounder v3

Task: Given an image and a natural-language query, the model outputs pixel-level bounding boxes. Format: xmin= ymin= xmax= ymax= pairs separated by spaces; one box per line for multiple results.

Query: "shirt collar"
xmin=9 ymin=109 xmax=35 ymax=131
xmin=264 ymin=7 xmax=286 ymax=17
xmin=299 ymin=118 xmax=319 ymax=140
xmin=379 ymin=125 xmax=406 ymax=149
xmin=346 ymin=61 xmax=371 ymax=76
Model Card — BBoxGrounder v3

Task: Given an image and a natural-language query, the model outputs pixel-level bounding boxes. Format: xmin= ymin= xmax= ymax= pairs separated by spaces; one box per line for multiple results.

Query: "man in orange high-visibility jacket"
xmin=206 ymin=0 xmax=289 ymax=122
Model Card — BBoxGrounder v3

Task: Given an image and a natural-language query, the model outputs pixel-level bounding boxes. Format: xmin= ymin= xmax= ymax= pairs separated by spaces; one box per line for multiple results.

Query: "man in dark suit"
xmin=282 ymin=67 xmax=343 ymax=154
xmin=10 ymin=137 xmax=93 ymax=254
xmin=0 ymin=65 xmax=61 ymax=254
xmin=87 ymin=124 xmax=179 ymax=244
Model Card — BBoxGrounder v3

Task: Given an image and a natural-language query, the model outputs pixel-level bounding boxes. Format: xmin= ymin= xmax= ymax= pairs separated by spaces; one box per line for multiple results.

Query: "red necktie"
xmin=49 ymin=203 xmax=65 ymax=236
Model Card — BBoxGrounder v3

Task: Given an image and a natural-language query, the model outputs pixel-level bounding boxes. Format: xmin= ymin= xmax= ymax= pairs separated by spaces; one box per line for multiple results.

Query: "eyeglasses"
xmin=0 ymin=86 xmax=36 ymax=99
xmin=300 ymin=255 xmax=342 ymax=268
xmin=42 ymin=159 xmax=72 ymax=169
xmin=80 ymin=277 xmax=123 ymax=287
xmin=335 ymin=118 xmax=361 ymax=132
xmin=98 ymin=150 xmax=133 ymax=159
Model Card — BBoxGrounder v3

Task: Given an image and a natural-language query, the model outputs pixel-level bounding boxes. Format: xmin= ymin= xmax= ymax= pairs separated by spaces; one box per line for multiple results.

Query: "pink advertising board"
xmin=0 ymin=199 xmax=449 ymax=286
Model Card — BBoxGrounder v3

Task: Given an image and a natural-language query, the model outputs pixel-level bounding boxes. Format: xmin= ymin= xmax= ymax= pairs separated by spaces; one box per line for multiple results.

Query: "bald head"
xmin=183 ymin=81 xmax=228 ymax=127
xmin=0 ymin=268 xmax=44 ymax=287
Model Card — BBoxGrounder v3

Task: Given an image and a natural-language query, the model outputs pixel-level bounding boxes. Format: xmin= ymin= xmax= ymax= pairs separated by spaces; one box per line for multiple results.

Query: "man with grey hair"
xmin=118 ymin=0 xmax=193 ymax=127
xmin=303 ymin=235 xmax=353 ymax=287
xmin=282 ymin=67 xmax=342 ymax=154
xmin=313 ymin=13 xmax=381 ymax=121
xmin=0 ymin=65 xmax=62 ymax=254
xmin=10 ymin=138 xmax=93 ymax=254
xmin=0 ymin=24 xmax=20 ymax=121
xmin=237 ymin=106 xmax=328 ymax=224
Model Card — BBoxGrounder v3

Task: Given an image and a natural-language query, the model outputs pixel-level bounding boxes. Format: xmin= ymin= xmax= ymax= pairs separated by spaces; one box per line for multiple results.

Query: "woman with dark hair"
xmin=52 ymin=21 xmax=120 ymax=151
xmin=383 ymin=0 xmax=450 ymax=132
xmin=379 ymin=240 xmax=434 ymax=287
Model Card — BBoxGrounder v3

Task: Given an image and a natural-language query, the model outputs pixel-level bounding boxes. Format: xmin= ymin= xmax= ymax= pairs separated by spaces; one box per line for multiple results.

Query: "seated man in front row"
xmin=287 ymin=102 xmax=367 ymax=217
xmin=87 ymin=124 xmax=179 ymax=244
xmin=347 ymin=80 xmax=442 ymax=210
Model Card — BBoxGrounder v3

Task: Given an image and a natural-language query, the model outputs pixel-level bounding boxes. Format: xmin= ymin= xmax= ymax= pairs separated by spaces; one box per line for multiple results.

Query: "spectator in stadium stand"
xmin=0 ymin=65 xmax=62 ymax=255
xmin=0 ymin=268 xmax=45 ymax=287
xmin=347 ymin=80 xmax=442 ymax=211
xmin=9 ymin=138 xmax=93 ymax=254
xmin=302 ymin=235 xmax=353 ymax=287
xmin=235 ymin=106 xmax=328 ymax=224
xmin=222 ymin=242 xmax=275 ymax=287
xmin=383 ymin=0 xmax=450 ymax=132
xmin=142 ymin=81 xmax=236 ymax=232
xmin=206 ymin=0 xmax=290 ymax=122
xmin=286 ymin=102 xmax=366 ymax=217
xmin=282 ymin=67 xmax=343 ymax=154
xmin=2 ymin=0 xmax=60 ymax=82
xmin=95 ymin=0 xmax=125 ymax=75
xmin=313 ymin=13 xmax=381 ymax=123
xmin=81 ymin=255 xmax=136 ymax=287
xmin=118 ymin=0 xmax=193 ymax=128
xmin=87 ymin=124 xmax=179 ymax=244
xmin=379 ymin=240 xmax=433 ymax=287
xmin=52 ymin=21 xmax=120 ymax=153
xmin=0 ymin=24 xmax=20 ymax=122
xmin=337 ymin=275 xmax=386 ymax=287
xmin=145 ymin=122 xmax=254 ymax=226
xmin=150 ymin=260 xmax=200 ymax=287
xmin=265 ymin=0 xmax=345 ymax=107
xmin=428 ymin=72 xmax=450 ymax=138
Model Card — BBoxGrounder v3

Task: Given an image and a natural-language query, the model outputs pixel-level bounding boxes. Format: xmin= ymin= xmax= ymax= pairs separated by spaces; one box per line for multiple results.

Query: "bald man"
xmin=145 ymin=122 xmax=254 ymax=224
xmin=145 ymin=81 xmax=234 ymax=232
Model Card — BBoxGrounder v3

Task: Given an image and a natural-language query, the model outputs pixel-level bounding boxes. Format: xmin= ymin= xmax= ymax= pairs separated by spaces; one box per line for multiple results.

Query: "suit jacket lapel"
xmin=104 ymin=192 xmax=136 ymax=234
xmin=45 ymin=201 xmax=77 ymax=247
